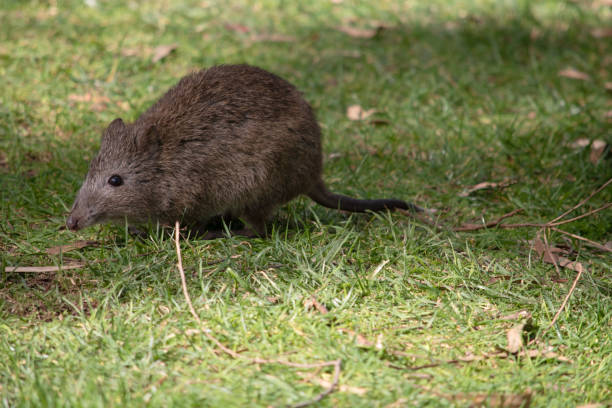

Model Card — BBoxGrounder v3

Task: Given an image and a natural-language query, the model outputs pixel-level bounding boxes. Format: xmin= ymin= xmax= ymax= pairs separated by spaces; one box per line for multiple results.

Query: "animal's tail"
xmin=307 ymin=180 xmax=424 ymax=213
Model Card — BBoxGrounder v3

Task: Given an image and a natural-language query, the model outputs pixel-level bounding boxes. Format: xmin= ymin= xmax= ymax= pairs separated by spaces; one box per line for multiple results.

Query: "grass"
xmin=1 ymin=0 xmax=611 ymax=406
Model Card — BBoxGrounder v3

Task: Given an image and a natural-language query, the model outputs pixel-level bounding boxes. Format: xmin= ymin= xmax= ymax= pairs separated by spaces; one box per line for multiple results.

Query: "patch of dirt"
xmin=0 ymin=272 xmax=98 ymax=321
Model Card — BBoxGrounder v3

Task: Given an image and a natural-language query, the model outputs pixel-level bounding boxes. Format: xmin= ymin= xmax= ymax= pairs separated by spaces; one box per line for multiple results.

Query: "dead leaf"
xmin=591 ymin=28 xmax=612 ymax=38
xmin=499 ymin=310 xmax=532 ymax=321
xmin=347 ymin=105 xmax=376 ymax=120
xmin=558 ymin=68 xmax=590 ymax=81
xmin=556 ymin=258 xmax=585 ymax=273
xmin=296 ymin=372 xmax=367 ymax=395
xmin=338 ymin=328 xmax=374 ymax=348
xmin=506 ymin=323 xmax=526 ymax=353
xmin=589 ymin=139 xmax=607 ymax=163
xmin=336 ymin=25 xmax=381 ymax=39
xmin=151 ymin=44 xmax=177 ymax=63
xmin=531 ymin=238 xmax=586 ymax=273
xmin=458 ymin=180 xmax=516 ymax=197
xmin=249 ymin=33 xmax=295 ymax=42
xmin=5 ymin=263 xmax=85 ymax=273
xmin=469 ymin=392 xmax=532 ymax=408
xmin=486 ymin=275 xmax=511 ymax=285
xmin=224 ymin=23 xmax=249 ymax=33
xmin=605 ymin=82 xmax=612 ymax=91
xmin=519 ymin=349 xmax=572 ymax=363
xmin=530 ymin=238 xmax=567 ymax=256
xmin=570 ymin=138 xmax=591 ymax=149
xmin=46 ymin=240 xmax=98 ymax=255
xmin=304 ymin=296 xmax=328 ymax=314
xmin=68 ymin=93 xmax=110 ymax=112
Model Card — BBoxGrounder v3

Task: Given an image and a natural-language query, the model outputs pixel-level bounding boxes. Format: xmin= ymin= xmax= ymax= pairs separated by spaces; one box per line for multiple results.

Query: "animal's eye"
xmin=108 ymin=175 xmax=123 ymax=187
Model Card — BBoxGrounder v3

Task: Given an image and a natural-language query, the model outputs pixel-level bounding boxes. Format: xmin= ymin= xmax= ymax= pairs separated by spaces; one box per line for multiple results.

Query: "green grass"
xmin=1 ymin=0 xmax=611 ymax=406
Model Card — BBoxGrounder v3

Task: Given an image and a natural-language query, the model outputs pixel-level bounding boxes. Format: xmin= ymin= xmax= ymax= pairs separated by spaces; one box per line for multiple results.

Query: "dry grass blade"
xmin=458 ymin=179 xmax=515 ymax=197
xmin=46 ymin=240 xmax=98 ymax=255
xmin=174 ymin=221 xmax=240 ymax=359
xmin=5 ymin=263 xmax=85 ymax=273
xmin=369 ymin=259 xmax=389 ymax=279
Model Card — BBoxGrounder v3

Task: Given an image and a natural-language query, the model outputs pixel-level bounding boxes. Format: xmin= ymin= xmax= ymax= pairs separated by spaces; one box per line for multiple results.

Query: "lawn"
xmin=1 ymin=0 xmax=611 ymax=406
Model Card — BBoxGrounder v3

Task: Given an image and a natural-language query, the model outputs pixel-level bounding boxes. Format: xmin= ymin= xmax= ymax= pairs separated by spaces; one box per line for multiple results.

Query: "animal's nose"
xmin=66 ymin=215 xmax=79 ymax=231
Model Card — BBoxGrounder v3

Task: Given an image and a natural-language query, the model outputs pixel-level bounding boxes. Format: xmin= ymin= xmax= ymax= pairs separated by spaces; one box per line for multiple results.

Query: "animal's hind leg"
xmin=187 ymin=215 xmax=246 ymax=239
xmin=238 ymin=206 xmax=272 ymax=238
xmin=188 ymin=209 xmax=270 ymax=239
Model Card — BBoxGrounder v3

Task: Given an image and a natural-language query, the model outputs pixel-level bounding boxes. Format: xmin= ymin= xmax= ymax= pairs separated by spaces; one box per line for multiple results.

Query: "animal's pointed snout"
xmin=66 ymin=214 xmax=80 ymax=231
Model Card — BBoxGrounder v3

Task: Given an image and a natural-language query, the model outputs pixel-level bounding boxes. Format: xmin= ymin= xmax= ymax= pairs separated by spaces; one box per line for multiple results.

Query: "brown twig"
xmin=546 ymin=261 xmax=584 ymax=330
xmin=290 ymin=359 xmax=341 ymax=408
xmin=548 ymin=202 xmax=612 ymax=226
xmin=455 ymin=178 xmax=611 ymax=232
xmin=549 ymin=177 xmax=612 ymax=224
xmin=395 ymin=348 xmax=570 ymax=371
xmin=551 ymin=227 xmax=612 ymax=253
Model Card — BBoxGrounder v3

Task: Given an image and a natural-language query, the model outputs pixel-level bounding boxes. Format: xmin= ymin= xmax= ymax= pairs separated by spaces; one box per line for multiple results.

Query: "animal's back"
xmin=134 ymin=65 xmax=323 ymax=224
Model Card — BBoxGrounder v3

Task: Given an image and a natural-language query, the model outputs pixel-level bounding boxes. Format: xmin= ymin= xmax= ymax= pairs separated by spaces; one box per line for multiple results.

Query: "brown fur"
xmin=67 ymin=65 xmax=421 ymax=236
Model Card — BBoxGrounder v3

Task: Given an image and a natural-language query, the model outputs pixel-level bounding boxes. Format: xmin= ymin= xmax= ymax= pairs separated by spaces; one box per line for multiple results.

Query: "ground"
xmin=0 ymin=0 xmax=611 ymax=407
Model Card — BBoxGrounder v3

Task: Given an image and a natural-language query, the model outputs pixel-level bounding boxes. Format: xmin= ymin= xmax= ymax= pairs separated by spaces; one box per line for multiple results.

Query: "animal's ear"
xmin=108 ymin=118 xmax=126 ymax=133
xmin=136 ymin=125 xmax=161 ymax=151
xmin=102 ymin=118 xmax=126 ymax=143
